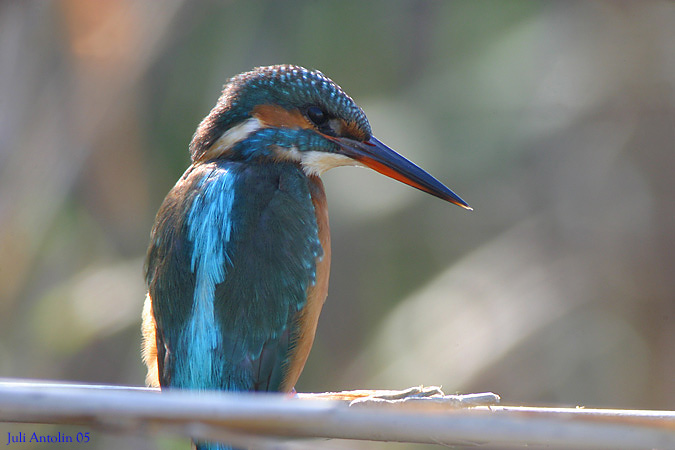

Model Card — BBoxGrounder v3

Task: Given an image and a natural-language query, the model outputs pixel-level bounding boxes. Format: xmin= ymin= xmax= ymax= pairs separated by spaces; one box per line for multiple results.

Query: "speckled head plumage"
xmin=188 ymin=64 xmax=471 ymax=209
xmin=190 ymin=65 xmax=370 ymax=161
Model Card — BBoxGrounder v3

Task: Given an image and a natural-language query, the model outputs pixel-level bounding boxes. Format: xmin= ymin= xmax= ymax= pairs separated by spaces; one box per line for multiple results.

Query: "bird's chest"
xmin=186 ymin=162 xmax=323 ymax=353
xmin=149 ymin=161 xmax=328 ymax=390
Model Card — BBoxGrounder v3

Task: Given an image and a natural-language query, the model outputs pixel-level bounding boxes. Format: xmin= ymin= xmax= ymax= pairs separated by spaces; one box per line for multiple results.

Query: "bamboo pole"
xmin=0 ymin=379 xmax=673 ymax=449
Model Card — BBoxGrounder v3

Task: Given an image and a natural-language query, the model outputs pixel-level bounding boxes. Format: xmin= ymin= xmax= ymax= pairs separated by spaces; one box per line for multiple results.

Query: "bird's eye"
xmin=306 ymin=106 xmax=328 ymax=126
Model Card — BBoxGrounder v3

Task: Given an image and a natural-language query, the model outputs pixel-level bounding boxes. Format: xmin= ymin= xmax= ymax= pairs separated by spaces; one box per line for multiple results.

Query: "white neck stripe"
xmin=205 ymin=117 xmax=263 ymax=159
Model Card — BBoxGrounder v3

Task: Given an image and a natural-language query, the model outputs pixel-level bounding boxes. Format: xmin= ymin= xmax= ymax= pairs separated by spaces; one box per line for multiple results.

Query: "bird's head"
xmin=190 ymin=64 xmax=471 ymax=209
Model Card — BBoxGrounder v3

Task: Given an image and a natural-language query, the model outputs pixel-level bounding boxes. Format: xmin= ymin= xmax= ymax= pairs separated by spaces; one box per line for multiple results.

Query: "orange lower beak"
xmin=334 ymin=136 xmax=472 ymax=210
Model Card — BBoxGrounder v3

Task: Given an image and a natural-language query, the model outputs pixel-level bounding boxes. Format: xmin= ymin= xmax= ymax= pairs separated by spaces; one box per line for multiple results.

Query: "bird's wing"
xmin=146 ymin=161 xmax=322 ymax=392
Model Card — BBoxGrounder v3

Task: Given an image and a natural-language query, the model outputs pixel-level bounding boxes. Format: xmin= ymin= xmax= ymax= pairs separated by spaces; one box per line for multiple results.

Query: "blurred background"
xmin=0 ymin=1 xmax=673 ymax=448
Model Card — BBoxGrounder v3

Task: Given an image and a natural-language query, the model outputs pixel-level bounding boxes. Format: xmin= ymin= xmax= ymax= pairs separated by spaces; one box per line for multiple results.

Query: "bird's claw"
xmin=348 ymin=386 xmax=500 ymax=408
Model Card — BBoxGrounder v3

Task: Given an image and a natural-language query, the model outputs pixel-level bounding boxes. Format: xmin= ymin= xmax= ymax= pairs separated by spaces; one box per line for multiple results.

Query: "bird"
xmin=141 ymin=64 xmax=470 ymax=449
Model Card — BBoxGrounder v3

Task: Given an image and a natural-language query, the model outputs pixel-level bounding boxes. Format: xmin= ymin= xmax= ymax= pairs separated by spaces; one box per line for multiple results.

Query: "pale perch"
xmin=0 ymin=379 xmax=673 ymax=449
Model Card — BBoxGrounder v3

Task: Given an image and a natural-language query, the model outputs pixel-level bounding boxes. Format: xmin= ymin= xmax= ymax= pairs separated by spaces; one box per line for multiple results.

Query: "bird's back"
xmin=144 ymin=160 xmax=325 ymax=393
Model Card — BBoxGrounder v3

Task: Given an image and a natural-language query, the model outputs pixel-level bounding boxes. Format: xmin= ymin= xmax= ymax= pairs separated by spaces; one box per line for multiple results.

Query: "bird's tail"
xmin=194 ymin=440 xmax=238 ymax=450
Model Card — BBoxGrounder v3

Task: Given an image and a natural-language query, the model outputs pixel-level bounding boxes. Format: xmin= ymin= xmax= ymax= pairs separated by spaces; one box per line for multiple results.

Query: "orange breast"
xmin=280 ymin=175 xmax=331 ymax=392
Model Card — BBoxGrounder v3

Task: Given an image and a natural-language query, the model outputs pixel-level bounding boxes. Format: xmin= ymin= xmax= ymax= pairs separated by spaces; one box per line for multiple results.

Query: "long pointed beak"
xmin=333 ymin=136 xmax=472 ymax=210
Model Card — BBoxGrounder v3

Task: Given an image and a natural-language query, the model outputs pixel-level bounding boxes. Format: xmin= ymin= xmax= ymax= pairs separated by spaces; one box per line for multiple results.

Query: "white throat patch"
xmin=300 ymin=151 xmax=363 ymax=176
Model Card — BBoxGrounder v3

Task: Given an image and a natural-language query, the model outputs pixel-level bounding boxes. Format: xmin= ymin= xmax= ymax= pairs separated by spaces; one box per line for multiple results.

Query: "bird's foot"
xmin=349 ymin=385 xmax=442 ymax=403
xmin=348 ymin=386 xmax=500 ymax=408
xmin=300 ymin=386 xmax=500 ymax=408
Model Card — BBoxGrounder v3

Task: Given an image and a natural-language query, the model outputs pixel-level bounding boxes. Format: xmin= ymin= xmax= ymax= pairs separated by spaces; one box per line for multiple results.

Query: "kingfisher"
xmin=141 ymin=64 xmax=470 ymax=449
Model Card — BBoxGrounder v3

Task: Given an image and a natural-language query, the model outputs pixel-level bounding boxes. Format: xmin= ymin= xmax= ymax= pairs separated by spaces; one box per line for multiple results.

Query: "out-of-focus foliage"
xmin=0 ymin=1 xmax=673 ymax=449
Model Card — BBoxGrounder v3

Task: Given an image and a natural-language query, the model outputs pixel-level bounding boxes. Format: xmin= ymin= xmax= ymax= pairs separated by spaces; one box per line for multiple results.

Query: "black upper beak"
xmin=333 ymin=136 xmax=472 ymax=210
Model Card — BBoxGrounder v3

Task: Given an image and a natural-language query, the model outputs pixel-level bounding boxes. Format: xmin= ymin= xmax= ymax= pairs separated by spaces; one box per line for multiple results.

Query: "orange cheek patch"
xmin=341 ymin=120 xmax=367 ymax=141
xmin=253 ymin=104 xmax=314 ymax=130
